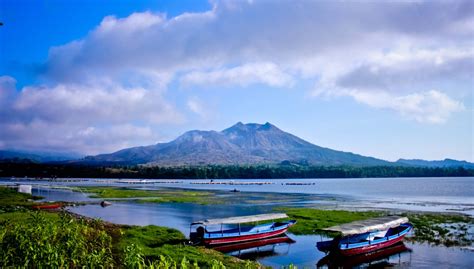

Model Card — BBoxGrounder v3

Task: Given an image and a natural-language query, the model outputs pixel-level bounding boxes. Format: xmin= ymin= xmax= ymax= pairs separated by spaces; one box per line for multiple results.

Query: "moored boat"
xmin=100 ymin=200 xmax=112 ymax=207
xmin=316 ymin=216 xmax=412 ymax=256
xmin=32 ymin=202 xmax=62 ymax=210
xmin=190 ymin=213 xmax=296 ymax=246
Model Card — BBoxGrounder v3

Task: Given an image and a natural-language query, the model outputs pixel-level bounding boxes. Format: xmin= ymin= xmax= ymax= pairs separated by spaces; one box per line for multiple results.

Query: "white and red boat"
xmin=317 ymin=216 xmax=412 ymax=256
xmin=190 ymin=213 xmax=296 ymax=246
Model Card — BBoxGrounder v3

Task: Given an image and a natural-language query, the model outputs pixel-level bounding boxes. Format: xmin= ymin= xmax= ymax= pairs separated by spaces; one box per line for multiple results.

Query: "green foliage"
xmin=77 ymin=187 xmax=218 ymax=204
xmin=123 ymin=243 xmax=145 ymax=268
xmin=281 ymin=208 xmax=383 ymax=235
xmin=119 ymin=225 xmax=187 ymax=256
xmin=118 ymin=228 xmax=262 ymax=269
xmin=0 ymin=212 xmax=113 ymax=268
xmin=1 ymin=162 xmax=473 ymax=179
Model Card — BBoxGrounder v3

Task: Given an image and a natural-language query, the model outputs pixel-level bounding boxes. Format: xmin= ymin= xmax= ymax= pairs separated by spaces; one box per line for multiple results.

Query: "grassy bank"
xmin=0 ymin=186 xmax=263 ymax=268
xmin=0 ymin=186 xmax=41 ymax=211
xmin=119 ymin=226 xmax=261 ymax=268
xmin=75 ymin=186 xmax=221 ymax=205
xmin=281 ymin=207 xmax=473 ymax=247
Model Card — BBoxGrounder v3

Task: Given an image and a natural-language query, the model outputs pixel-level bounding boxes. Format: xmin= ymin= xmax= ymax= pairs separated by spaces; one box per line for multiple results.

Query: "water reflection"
xmin=214 ymin=235 xmax=295 ymax=259
xmin=316 ymin=242 xmax=412 ymax=269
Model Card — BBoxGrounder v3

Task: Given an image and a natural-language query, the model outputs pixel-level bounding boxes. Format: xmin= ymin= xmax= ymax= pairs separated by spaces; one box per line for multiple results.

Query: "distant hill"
xmin=83 ymin=122 xmax=390 ymax=166
xmin=0 ymin=150 xmax=81 ymax=163
xmin=396 ymin=158 xmax=474 ymax=169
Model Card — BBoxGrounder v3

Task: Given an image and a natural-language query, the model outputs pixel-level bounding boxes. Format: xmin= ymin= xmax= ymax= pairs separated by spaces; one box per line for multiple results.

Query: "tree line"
xmin=0 ymin=161 xmax=472 ymax=179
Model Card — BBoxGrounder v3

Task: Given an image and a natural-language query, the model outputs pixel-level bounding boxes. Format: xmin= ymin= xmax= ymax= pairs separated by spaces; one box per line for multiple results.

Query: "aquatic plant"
xmin=75 ymin=186 xmax=219 ymax=204
xmin=403 ymin=213 xmax=473 ymax=247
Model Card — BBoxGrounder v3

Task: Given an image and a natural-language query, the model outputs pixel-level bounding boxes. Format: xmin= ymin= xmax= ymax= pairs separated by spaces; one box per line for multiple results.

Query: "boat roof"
xmin=322 ymin=216 xmax=409 ymax=236
xmin=191 ymin=213 xmax=288 ymax=225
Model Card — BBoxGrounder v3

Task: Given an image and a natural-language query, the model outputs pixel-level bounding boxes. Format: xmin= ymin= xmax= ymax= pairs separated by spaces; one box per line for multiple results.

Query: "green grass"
xmin=0 ymin=210 xmax=263 ymax=268
xmin=0 ymin=210 xmax=60 ymax=223
xmin=0 ymin=186 xmax=41 ymax=209
xmin=281 ymin=208 xmax=383 ymax=235
xmin=76 ymin=187 xmax=220 ymax=204
xmin=118 ymin=225 xmax=187 ymax=254
xmin=117 ymin=225 xmax=263 ymax=268
xmin=0 ymin=211 xmax=114 ymax=268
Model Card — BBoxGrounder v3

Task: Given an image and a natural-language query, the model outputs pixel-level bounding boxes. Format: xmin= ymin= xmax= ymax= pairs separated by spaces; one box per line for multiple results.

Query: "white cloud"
xmin=0 ymin=120 xmax=156 ymax=154
xmin=13 ymin=81 xmax=181 ymax=125
xmin=181 ymin=62 xmax=294 ymax=88
xmin=0 ymin=77 xmax=182 ymax=154
xmin=318 ymin=89 xmax=465 ymax=124
xmin=186 ymin=97 xmax=208 ymax=118
xmin=336 ymin=48 xmax=474 ymax=92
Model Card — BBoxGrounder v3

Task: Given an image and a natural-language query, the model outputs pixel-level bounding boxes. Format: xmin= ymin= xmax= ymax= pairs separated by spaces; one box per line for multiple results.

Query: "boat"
xmin=190 ymin=213 xmax=296 ymax=245
xmin=100 ymin=200 xmax=112 ymax=207
xmin=317 ymin=242 xmax=411 ymax=268
xmin=316 ymin=216 xmax=412 ymax=256
xmin=32 ymin=203 xmax=62 ymax=210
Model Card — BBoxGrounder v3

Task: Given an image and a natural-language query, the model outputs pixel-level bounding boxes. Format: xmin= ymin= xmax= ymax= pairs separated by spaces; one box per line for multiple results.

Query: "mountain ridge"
xmin=396 ymin=158 xmax=474 ymax=169
xmin=3 ymin=122 xmax=472 ymax=168
xmin=83 ymin=122 xmax=392 ymax=166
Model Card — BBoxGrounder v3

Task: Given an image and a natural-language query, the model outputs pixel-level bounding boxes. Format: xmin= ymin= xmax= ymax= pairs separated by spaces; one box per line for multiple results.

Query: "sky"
xmin=0 ymin=0 xmax=473 ymax=162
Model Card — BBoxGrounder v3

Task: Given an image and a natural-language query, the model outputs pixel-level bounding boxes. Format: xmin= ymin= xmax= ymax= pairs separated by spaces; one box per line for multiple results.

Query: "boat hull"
xmin=317 ymin=223 xmax=412 ymax=256
xmin=339 ymin=232 xmax=407 ymax=256
xmin=32 ymin=203 xmax=62 ymax=210
xmin=204 ymin=226 xmax=290 ymax=245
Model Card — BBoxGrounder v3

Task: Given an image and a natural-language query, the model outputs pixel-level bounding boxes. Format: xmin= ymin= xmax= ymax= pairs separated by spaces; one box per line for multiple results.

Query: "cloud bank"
xmin=1 ymin=0 xmax=472 ymax=153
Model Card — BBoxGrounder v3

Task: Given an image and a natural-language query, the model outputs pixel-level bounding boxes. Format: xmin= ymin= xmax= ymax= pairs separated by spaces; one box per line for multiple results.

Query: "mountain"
xmin=396 ymin=158 xmax=474 ymax=169
xmin=84 ymin=122 xmax=391 ymax=166
xmin=0 ymin=150 xmax=82 ymax=163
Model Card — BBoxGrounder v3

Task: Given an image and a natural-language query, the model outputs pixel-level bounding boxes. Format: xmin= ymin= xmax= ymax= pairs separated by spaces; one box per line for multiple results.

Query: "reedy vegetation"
xmin=0 ymin=212 xmax=113 ymax=268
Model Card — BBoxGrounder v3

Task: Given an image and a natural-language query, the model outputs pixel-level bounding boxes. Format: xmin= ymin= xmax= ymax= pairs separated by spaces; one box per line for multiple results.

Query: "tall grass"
xmin=122 ymin=243 xmax=263 ymax=269
xmin=0 ymin=212 xmax=113 ymax=268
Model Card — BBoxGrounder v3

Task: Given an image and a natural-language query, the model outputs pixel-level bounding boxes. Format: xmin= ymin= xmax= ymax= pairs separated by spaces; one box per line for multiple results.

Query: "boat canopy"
xmin=322 ymin=216 xmax=409 ymax=236
xmin=191 ymin=213 xmax=288 ymax=225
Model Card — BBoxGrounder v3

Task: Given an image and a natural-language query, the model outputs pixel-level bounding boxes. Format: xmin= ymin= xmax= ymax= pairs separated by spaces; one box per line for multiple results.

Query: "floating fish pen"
xmin=282 ymin=182 xmax=316 ymax=185
xmin=117 ymin=179 xmax=184 ymax=184
xmin=191 ymin=181 xmax=274 ymax=185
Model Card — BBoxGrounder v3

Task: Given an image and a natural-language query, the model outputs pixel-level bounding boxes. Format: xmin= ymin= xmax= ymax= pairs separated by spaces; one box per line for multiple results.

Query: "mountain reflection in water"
xmin=316 ymin=242 xmax=412 ymax=269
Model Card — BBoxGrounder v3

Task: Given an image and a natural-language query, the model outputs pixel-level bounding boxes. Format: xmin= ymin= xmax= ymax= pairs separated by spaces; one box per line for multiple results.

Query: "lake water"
xmin=1 ymin=177 xmax=474 ymax=268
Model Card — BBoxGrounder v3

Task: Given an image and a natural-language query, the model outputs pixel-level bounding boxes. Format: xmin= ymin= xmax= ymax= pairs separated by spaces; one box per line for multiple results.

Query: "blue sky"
xmin=0 ymin=0 xmax=473 ymax=162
